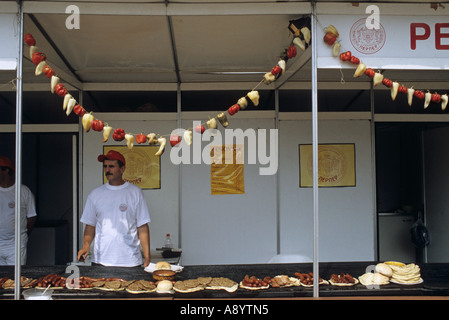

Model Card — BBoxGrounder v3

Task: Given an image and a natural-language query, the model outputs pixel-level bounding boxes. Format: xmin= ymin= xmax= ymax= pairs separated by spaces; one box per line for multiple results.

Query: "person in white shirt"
xmin=77 ymin=150 xmax=151 ymax=267
xmin=0 ymin=155 xmax=37 ymax=265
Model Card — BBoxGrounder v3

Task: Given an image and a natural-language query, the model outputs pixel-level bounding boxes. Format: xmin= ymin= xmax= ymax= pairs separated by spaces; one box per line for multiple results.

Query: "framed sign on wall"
xmin=299 ymin=143 xmax=356 ymax=188
xmin=103 ymin=145 xmax=161 ymax=189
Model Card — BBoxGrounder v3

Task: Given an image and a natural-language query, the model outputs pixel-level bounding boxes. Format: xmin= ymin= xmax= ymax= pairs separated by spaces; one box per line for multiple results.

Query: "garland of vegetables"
xmin=22 ymin=18 xmax=449 ymax=158
xmin=22 ymin=19 xmax=311 ymax=156
xmin=322 ymin=24 xmax=448 ymax=111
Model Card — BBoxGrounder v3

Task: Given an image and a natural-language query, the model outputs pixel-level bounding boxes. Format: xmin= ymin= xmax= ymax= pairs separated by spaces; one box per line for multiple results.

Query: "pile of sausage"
xmin=329 ymin=273 xmax=356 ymax=284
xmin=241 ymin=275 xmax=272 ymax=288
xmin=33 ymin=274 xmax=67 ymax=288
xmin=294 ymin=272 xmax=323 ymax=286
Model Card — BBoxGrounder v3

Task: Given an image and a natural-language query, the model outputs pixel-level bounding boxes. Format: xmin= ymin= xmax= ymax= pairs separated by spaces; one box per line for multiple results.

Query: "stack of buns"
xmin=153 ymin=261 xmax=175 ymax=281
xmin=358 ymin=263 xmax=392 ymax=286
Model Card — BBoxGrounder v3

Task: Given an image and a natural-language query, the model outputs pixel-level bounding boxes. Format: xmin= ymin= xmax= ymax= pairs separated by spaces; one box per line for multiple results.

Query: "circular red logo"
xmin=350 ymin=18 xmax=386 ymax=55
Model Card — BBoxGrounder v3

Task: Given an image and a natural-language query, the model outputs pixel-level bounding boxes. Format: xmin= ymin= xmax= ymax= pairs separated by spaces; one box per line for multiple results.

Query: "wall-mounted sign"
xmin=299 ymin=144 xmax=356 ymax=188
xmin=210 ymin=144 xmax=245 ymax=195
xmin=103 ymin=146 xmax=161 ymax=189
xmin=317 ymin=14 xmax=449 ymax=70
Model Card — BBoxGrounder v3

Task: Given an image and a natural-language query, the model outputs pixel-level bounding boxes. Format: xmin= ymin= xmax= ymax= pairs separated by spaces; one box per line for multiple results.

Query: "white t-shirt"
xmin=80 ymin=182 xmax=151 ymax=267
xmin=0 ymin=184 xmax=37 ymax=244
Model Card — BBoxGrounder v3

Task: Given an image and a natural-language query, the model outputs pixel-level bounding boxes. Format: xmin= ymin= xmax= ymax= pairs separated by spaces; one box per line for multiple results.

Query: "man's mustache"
xmin=106 ymin=173 xmax=112 ymax=176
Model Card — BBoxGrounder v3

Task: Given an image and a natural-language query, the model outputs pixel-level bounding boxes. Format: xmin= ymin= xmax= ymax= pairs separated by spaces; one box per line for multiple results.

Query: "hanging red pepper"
xmin=136 ymin=133 xmax=147 ymax=144
xmin=339 ymin=51 xmax=351 ymax=62
xmin=73 ymin=104 xmax=86 ymax=117
xmin=323 ymin=32 xmax=337 ymax=45
xmin=349 ymin=56 xmax=360 ymax=64
xmin=414 ymin=90 xmax=425 ymax=99
xmin=382 ymin=78 xmax=393 ymax=88
xmin=170 ymin=134 xmax=181 ymax=147
xmin=32 ymin=52 xmax=46 ymax=65
xmin=91 ymin=119 xmax=104 ymax=132
xmin=431 ymin=92 xmax=441 ymax=103
xmin=271 ymin=65 xmax=282 ymax=75
xmin=42 ymin=65 xmax=54 ymax=79
xmin=286 ymin=45 xmax=297 ymax=59
xmin=364 ymin=68 xmax=375 ymax=78
xmin=55 ymin=83 xmax=67 ymax=97
xmin=398 ymin=85 xmax=408 ymax=94
xmin=228 ymin=104 xmax=240 ymax=116
xmin=112 ymin=128 xmax=126 ymax=141
xmin=194 ymin=124 xmax=205 ymax=134
xmin=24 ymin=33 xmax=36 ymax=46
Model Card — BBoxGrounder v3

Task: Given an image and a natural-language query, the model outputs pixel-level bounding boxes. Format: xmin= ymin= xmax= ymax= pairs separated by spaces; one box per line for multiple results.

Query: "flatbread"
xmin=359 ymin=273 xmax=390 ymax=286
xmin=299 ymin=279 xmax=329 ymax=287
xmin=197 ymin=277 xmax=212 ymax=286
xmin=329 ymin=274 xmax=359 ymax=286
xmin=389 ymin=263 xmax=422 ymax=284
xmin=271 ymin=275 xmax=300 ymax=287
xmin=97 ymin=280 xmax=125 ymax=291
xmin=125 ymin=280 xmax=156 ymax=294
xmin=206 ymin=277 xmax=238 ymax=293
xmin=174 ymin=280 xmax=205 ymax=293
xmin=239 ymin=282 xmax=270 ymax=290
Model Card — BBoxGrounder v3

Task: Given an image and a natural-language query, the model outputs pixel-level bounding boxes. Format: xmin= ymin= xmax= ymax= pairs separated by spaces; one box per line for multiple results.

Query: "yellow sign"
xmin=103 ymin=146 xmax=161 ymax=189
xmin=299 ymin=144 xmax=355 ymax=187
xmin=210 ymin=144 xmax=245 ymax=195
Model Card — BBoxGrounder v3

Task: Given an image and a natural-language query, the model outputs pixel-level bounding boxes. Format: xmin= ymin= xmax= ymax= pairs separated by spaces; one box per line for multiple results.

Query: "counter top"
xmin=1 ymin=262 xmax=449 ymax=299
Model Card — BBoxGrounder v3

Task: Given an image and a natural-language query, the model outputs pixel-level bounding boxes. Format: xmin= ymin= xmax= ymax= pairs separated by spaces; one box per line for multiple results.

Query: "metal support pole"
xmin=370 ymin=82 xmax=378 ymax=260
xmin=311 ymin=2 xmax=320 ymax=298
xmin=275 ymin=89 xmax=280 ymax=255
xmin=14 ymin=0 xmax=24 ymax=300
xmin=177 ymin=83 xmax=182 ymax=252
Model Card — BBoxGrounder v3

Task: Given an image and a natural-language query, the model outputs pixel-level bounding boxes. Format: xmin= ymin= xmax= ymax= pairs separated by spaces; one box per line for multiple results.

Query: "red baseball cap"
xmin=0 ymin=156 xmax=14 ymax=170
xmin=97 ymin=150 xmax=126 ymax=165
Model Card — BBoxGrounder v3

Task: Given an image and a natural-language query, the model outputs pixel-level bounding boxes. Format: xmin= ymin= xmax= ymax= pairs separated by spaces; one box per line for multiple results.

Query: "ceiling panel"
xmin=172 ymin=14 xmax=299 ymax=74
xmin=28 ymin=13 xmax=176 ymax=83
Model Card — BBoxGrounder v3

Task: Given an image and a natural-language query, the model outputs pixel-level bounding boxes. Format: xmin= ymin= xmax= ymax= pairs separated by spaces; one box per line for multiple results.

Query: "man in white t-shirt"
xmin=0 ymin=156 xmax=37 ymax=265
xmin=77 ymin=150 xmax=151 ymax=267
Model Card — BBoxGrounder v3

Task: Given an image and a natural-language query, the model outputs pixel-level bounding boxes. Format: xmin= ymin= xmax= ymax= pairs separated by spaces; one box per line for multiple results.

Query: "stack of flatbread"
xmin=125 ymin=280 xmax=157 ymax=294
xmin=358 ymin=272 xmax=390 ymax=286
xmin=174 ymin=278 xmax=206 ymax=293
xmin=388 ymin=263 xmax=422 ymax=284
xmin=206 ymin=277 xmax=238 ymax=293
xmin=358 ymin=262 xmax=392 ymax=286
xmin=174 ymin=277 xmax=238 ymax=293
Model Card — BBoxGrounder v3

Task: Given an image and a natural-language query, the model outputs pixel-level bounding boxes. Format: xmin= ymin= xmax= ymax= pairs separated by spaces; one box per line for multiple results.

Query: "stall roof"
xmin=1 ymin=1 xmax=449 ymax=115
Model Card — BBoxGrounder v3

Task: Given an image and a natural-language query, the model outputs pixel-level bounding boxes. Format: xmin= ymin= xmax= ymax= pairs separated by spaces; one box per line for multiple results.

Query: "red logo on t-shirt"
xmin=119 ymin=203 xmax=127 ymax=212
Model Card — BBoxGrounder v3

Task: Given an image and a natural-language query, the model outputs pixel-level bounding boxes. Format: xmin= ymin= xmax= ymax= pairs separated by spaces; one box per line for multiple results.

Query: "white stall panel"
xmin=0 ymin=13 xmax=19 ymax=70
xmin=278 ymin=119 xmax=375 ymax=262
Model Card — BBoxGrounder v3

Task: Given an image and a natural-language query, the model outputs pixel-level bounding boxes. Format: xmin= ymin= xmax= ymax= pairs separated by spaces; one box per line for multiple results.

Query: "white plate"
xmin=390 ymin=278 xmax=423 ymax=285
xmin=144 ymin=262 xmax=184 ymax=273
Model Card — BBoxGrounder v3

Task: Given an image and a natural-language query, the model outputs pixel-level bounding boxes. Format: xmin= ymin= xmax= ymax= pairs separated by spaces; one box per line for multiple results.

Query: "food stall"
xmin=1 ymin=261 xmax=449 ymax=300
xmin=1 ymin=0 xmax=449 ymax=301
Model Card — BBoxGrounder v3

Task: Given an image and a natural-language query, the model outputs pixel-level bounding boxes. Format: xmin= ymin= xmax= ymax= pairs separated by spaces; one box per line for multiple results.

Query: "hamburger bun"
xmin=155 ymin=261 xmax=172 ymax=270
xmin=157 ymin=280 xmax=173 ymax=292
xmin=153 ymin=269 xmax=176 ymax=281
xmin=375 ymin=263 xmax=393 ymax=277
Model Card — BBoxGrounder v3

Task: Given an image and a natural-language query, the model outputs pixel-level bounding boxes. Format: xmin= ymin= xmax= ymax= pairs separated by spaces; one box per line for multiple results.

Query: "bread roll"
xmin=155 ymin=261 xmax=171 ymax=270
xmin=157 ymin=280 xmax=173 ymax=292
xmin=376 ymin=263 xmax=393 ymax=277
